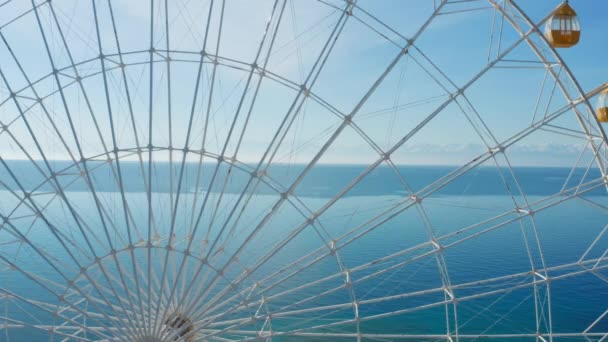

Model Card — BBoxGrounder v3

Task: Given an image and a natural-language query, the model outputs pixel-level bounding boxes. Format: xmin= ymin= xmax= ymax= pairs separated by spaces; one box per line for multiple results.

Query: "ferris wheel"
xmin=0 ymin=0 xmax=607 ymax=341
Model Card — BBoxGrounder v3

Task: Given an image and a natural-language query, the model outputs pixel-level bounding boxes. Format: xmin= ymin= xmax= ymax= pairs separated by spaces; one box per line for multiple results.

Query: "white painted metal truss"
xmin=0 ymin=0 xmax=607 ymax=341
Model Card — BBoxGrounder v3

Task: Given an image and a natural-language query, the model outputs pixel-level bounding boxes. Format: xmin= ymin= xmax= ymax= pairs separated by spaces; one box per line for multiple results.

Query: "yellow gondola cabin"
xmin=544 ymin=1 xmax=580 ymax=48
xmin=597 ymin=90 xmax=608 ymax=123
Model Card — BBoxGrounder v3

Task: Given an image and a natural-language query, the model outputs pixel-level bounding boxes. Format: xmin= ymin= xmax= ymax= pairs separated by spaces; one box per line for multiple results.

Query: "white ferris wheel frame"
xmin=0 ymin=0 xmax=607 ymax=341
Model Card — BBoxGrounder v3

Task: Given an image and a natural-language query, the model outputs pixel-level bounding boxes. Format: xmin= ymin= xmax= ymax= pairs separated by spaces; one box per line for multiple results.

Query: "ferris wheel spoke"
xmin=40 ymin=6 xmax=140 ymax=252
xmin=43 ymin=3 xmax=112 ymax=156
xmin=0 ymin=195 xmax=143 ymax=336
xmin=585 ymin=308 xmax=608 ymax=336
xmin=0 ymin=70 xmax=112 ymax=271
xmin=0 ymin=159 xmax=100 ymax=266
xmin=181 ymin=0 xmax=296 ymax=313
xmin=152 ymin=0 xmax=226 ymax=334
xmin=89 ymin=3 xmax=144 ymax=332
xmin=75 ymin=268 xmax=146 ymax=339
xmin=453 ymin=94 xmax=499 ymax=147
xmin=356 ymin=0 xmax=449 ymax=45
xmin=0 ymin=237 xmax=78 ymax=279
xmin=210 ymin=0 xmax=285 ymax=259
xmin=182 ymin=0 xmax=226 ymax=246
xmin=579 ymin=222 xmax=608 ymax=264
xmin=0 ymin=156 xmax=133 ymax=259
xmin=0 ymin=0 xmax=48 ymax=31
xmin=164 ymin=2 xmax=227 ymax=321
xmin=163 ymin=0 xmax=174 ymax=246
xmin=105 ymin=0 xmax=152 ymax=227
xmin=0 ymin=32 xmax=81 ymax=165
xmin=0 ymin=252 xmax=133 ymax=339
xmin=26 ymin=0 xmax=110 ymax=264
xmin=31 ymin=3 xmax=152 ymax=336
xmin=0 ymin=317 xmax=100 ymax=341
xmin=487 ymin=0 xmax=504 ymax=64
xmin=91 ymin=0 xmax=167 ymax=335
xmin=0 ymin=189 xmax=95 ymax=264
xmin=104 ymin=0 xmax=154 ymax=334
xmin=162 ymin=0 xmax=180 ymax=329
xmin=89 ymin=260 xmax=154 ymax=329
xmin=144 ymin=0 xmax=157 ymax=333
xmin=188 ymin=0 xmax=288 ymax=264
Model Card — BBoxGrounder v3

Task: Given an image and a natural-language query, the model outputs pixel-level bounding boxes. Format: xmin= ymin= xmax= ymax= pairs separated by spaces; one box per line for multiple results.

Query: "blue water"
xmin=1 ymin=160 xmax=605 ymax=197
xmin=1 ymin=161 xmax=607 ymax=340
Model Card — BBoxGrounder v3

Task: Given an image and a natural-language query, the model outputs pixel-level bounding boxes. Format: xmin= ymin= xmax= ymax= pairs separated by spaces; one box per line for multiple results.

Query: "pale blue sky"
xmin=0 ymin=0 xmax=606 ymax=167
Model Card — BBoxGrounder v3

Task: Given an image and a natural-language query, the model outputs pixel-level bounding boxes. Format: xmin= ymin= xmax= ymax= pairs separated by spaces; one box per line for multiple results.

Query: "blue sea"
xmin=1 ymin=161 xmax=607 ymax=341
